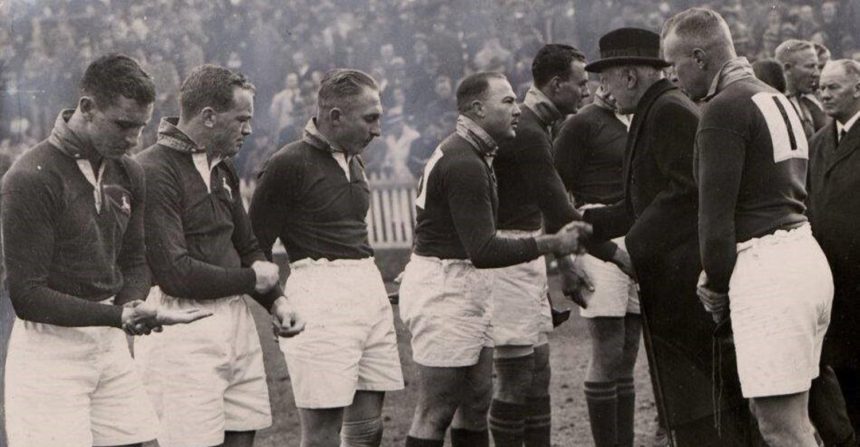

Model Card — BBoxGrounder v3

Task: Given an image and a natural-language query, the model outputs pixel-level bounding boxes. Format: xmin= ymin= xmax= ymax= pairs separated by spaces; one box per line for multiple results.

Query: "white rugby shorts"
xmin=399 ymin=254 xmax=494 ymax=367
xmin=579 ymin=236 xmax=639 ymax=318
xmin=576 ymin=205 xmax=639 ymax=318
xmin=5 ymin=304 xmax=158 ymax=447
xmin=134 ymin=287 xmax=272 ymax=447
xmin=729 ymin=224 xmax=833 ymax=398
xmin=489 ymin=229 xmax=552 ymax=347
xmin=279 ymin=257 xmax=404 ymax=409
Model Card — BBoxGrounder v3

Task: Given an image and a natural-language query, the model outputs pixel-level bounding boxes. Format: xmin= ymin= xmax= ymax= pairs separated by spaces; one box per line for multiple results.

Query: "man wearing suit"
xmin=584 ymin=28 xmax=755 ymax=445
xmin=808 ymin=59 xmax=860 ymax=444
xmin=777 ymin=39 xmax=828 ymax=138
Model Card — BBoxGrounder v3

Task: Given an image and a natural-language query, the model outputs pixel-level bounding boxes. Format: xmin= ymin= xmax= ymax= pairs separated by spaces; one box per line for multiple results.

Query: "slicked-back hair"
xmin=80 ymin=53 xmax=156 ymax=108
xmin=825 ymin=59 xmax=860 ymax=80
xmin=317 ymin=69 xmax=379 ymax=114
xmin=456 ymin=72 xmax=507 ymax=114
xmin=662 ymin=7 xmax=734 ymax=55
xmin=775 ymin=39 xmax=816 ymax=65
xmin=179 ymin=64 xmax=256 ymax=119
xmin=531 ymin=44 xmax=587 ymax=89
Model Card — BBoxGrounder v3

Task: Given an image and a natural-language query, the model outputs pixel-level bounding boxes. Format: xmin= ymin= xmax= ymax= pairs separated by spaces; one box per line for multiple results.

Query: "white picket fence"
xmin=365 ymin=172 xmax=419 ymax=249
xmin=241 ymin=172 xmax=419 ymax=251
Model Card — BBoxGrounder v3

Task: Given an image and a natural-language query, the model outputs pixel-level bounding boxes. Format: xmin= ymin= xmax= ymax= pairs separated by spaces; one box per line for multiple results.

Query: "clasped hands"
xmin=121 ymin=299 xmax=213 ymax=336
xmin=122 ymin=260 xmax=306 ymax=337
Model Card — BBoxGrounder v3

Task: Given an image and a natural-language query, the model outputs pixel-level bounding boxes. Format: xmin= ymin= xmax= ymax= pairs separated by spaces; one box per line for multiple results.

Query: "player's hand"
xmin=121 ymin=300 xmax=212 ymax=336
xmin=272 ymin=296 xmax=305 ymax=338
xmin=252 ymin=260 xmax=280 ymax=293
xmin=611 ymin=247 xmax=636 ymax=280
xmin=558 ymin=255 xmax=593 ymax=309
xmin=697 ymin=271 xmax=729 ymax=323
xmin=555 ymin=221 xmax=593 ymax=254
xmin=121 ymin=300 xmax=157 ymax=336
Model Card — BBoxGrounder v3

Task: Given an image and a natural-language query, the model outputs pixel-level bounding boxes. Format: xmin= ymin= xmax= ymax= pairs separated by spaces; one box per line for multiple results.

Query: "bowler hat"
xmin=585 ymin=28 xmax=670 ymax=73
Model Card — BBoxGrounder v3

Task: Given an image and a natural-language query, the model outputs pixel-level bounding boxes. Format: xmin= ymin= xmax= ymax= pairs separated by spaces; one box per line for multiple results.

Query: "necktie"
xmin=839 ymin=129 xmax=847 ymax=144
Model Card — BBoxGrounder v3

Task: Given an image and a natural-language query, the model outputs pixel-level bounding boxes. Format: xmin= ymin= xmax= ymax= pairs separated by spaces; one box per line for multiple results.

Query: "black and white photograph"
xmin=1 ymin=0 xmax=859 ymax=445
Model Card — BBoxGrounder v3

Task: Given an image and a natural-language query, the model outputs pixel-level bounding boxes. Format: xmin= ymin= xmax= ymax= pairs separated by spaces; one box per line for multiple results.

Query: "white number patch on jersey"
xmin=414 ymin=146 xmax=445 ymax=210
xmin=751 ymin=92 xmax=809 ymax=163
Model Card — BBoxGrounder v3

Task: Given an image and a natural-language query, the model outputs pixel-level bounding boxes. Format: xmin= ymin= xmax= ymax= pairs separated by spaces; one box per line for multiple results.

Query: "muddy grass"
xmin=250 ymin=273 xmax=659 ymax=447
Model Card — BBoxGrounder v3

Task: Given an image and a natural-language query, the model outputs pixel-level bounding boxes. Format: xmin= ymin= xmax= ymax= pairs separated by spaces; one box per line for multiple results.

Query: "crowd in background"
xmin=1 ymin=0 xmax=859 ymax=182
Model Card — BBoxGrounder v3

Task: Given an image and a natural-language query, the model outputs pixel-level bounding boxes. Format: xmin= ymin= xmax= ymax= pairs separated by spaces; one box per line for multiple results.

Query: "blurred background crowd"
xmin=1 ymin=0 xmax=859 ymax=181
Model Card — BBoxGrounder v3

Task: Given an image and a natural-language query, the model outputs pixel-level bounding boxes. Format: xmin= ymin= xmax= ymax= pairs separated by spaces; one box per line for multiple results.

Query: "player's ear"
xmin=692 ymin=48 xmax=707 ymax=69
xmin=79 ymin=96 xmax=97 ymax=121
xmin=471 ymin=100 xmax=484 ymax=118
xmin=329 ymin=107 xmax=344 ymax=125
xmin=201 ymin=107 xmax=217 ymax=128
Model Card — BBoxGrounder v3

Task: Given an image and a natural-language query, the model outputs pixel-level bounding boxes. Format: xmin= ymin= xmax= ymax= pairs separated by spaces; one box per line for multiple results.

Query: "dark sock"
xmin=524 ymin=395 xmax=552 ymax=447
xmin=450 ymin=428 xmax=489 ymax=447
xmin=489 ymin=399 xmax=526 ymax=446
xmin=584 ymin=381 xmax=618 ymax=447
xmin=616 ymin=377 xmax=636 ymax=447
xmin=405 ymin=435 xmax=443 ymax=447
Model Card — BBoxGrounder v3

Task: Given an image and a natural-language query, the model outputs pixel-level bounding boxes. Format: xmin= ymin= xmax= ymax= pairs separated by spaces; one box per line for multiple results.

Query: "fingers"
xmin=156 ymin=308 xmax=214 ymax=325
xmin=273 ymin=313 xmax=306 ymax=338
xmin=568 ymin=290 xmax=588 ymax=309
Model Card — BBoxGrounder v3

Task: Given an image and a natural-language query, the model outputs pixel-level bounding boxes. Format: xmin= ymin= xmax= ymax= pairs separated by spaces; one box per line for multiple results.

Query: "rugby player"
xmin=399 ymin=71 xmax=591 ymax=447
xmin=250 ymin=69 xmax=404 ymax=447
xmin=490 ymin=45 xmax=630 ymax=447
xmin=555 ymin=84 xmax=640 ymax=447
xmin=134 ymin=64 xmax=304 ymax=447
xmin=664 ymin=9 xmax=834 ymax=446
xmin=2 ymin=53 xmax=209 ymax=447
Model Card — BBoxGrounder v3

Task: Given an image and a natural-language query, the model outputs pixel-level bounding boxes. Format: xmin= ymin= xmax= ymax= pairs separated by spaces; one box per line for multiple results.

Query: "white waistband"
xmin=290 ymin=257 xmax=375 ymax=270
xmin=736 ymin=222 xmax=811 ymax=252
xmin=410 ymin=253 xmax=475 ymax=267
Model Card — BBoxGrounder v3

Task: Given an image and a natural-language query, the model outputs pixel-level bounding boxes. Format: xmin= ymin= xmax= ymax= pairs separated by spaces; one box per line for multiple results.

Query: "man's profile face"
xmin=786 ymin=47 xmax=820 ymax=94
xmin=819 ymin=64 xmax=860 ymax=123
xmin=598 ymin=67 xmax=637 ymax=114
xmin=554 ymin=60 xmax=590 ymax=115
xmin=211 ymin=87 xmax=254 ymax=158
xmin=479 ymin=77 xmax=520 ymax=141
xmin=334 ymin=87 xmax=383 ymax=155
xmin=662 ymin=31 xmax=709 ymax=101
xmin=87 ymin=95 xmax=153 ymax=159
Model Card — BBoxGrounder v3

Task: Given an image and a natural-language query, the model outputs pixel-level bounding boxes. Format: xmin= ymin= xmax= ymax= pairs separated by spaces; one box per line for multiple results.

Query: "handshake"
xmin=540 ymin=221 xmax=593 ymax=255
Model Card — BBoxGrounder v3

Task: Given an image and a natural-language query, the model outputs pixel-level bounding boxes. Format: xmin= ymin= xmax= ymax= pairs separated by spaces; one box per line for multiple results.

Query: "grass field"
xmin=0 ymin=273 xmax=659 ymax=447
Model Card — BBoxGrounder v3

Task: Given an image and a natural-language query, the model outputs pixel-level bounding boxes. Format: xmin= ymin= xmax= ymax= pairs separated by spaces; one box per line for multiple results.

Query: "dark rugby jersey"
xmin=249 ymin=120 xmax=374 ymax=264
xmin=136 ymin=118 xmax=280 ymax=309
xmin=1 ymin=111 xmax=148 ymax=326
xmin=495 ymin=102 xmax=577 ymax=234
xmin=412 ymin=116 xmax=539 ymax=268
xmin=697 ymin=59 xmax=808 ymax=292
xmin=554 ymin=103 xmax=627 ymax=207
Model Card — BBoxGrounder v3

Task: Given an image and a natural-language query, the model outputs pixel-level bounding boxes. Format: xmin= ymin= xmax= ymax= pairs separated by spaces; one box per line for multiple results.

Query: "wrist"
xmin=535 ymin=235 xmax=561 ymax=255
